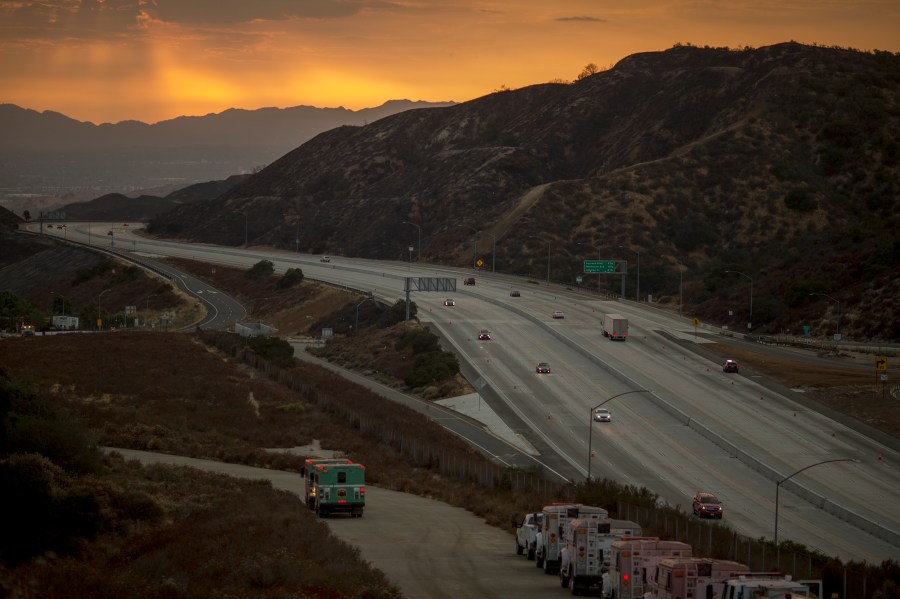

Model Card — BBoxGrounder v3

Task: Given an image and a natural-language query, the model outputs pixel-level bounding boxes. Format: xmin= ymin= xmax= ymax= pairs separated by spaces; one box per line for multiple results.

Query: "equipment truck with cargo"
xmin=602 ymin=314 xmax=628 ymax=341
xmin=536 ymin=504 xmax=609 ymax=574
xmin=649 ymin=557 xmax=750 ymax=599
xmin=559 ymin=518 xmax=643 ymax=596
xmin=605 ymin=537 xmax=692 ymax=599
xmin=303 ymin=458 xmax=365 ymax=517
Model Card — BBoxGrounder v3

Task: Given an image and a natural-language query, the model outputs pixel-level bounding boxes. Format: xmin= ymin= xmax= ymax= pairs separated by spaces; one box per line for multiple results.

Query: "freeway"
xmin=33 ymin=222 xmax=900 ymax=562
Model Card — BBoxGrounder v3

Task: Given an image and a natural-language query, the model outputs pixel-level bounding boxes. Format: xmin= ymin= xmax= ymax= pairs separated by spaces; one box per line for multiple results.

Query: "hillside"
xmin=148 ymin=43 xmax=900 ymax=340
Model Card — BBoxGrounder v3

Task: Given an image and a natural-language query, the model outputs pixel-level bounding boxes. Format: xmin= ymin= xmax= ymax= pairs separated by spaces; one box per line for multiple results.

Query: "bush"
xmin=404 ymin=351 xmax=460 ymax=388
xmin=380 ymin=300 xmax=416 ymax=327
xmin=395 ymin=328 xmax=440 ymax=353
xmin=245 ymin=260 xmax=275 ymax=279
xmin=247 ymin=336 xmax=296 ymax=368
xmin=276 ymin=268 xmax=304 ymax=289
xmin=784 ymin=187 xmax=818 ymax=212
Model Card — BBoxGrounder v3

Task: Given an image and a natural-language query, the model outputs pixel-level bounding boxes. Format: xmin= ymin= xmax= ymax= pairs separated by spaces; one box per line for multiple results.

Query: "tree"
xmin=577 ymin=63 xmax=600 ymax=80
xmin=22 ymin=210 xmax=31 ymax=221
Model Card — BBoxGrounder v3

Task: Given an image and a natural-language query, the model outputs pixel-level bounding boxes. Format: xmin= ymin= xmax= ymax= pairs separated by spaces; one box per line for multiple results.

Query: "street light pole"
xmin=402 ymin=221 xmax=422 ymax=261
xmin=355 ymin=295 xmax=376 ymax=334
xmin=98 ymin=288 xmax=112 ymax=331
xmin=587 ymin=389 xmax=652 ymax=480
xmin=808 ymin=293 xmax=842 ymax=339
xmin=244 ymin=213 xmax=248 ymax=246
xmin=724 ymin=270 xmax=753 ymax=331
xmin=295 ymin=219 xmax=300 ymax=253
xmin=774 ymin=458 xmax=855 ymax=561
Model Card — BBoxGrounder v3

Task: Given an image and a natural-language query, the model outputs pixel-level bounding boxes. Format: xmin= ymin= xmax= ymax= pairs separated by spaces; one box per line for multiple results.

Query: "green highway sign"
xmin=584 ymin=260 xmax=618 ymax=273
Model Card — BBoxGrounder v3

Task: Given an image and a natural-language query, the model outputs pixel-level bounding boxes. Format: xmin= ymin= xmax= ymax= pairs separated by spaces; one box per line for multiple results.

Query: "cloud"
xmin=0 ymin=0 xmax=398 ymax=39
xmin=152 ymin=0 xmax=391 ymax=25
xmin=556 ymin=15 xmax=606 ymax=23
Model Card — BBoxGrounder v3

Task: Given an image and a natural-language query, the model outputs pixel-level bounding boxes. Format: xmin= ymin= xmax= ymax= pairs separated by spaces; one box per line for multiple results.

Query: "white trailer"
xmin=602 ymin=314 xmax=628 ymax=340
xmin=605 ymin=538 xmax=692 ymax=599
xmin=537 ymin=504 xmax=609 ymax=574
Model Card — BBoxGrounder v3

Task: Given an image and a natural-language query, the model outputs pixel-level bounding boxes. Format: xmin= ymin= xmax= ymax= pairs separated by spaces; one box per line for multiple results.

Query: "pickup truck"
xmin=515 ymin=512 xmax=543 ymax=560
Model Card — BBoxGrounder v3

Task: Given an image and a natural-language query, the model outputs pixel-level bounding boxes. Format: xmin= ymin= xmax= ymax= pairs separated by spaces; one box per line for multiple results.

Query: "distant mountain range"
xmin=0 ymin=100 xmax=455 ymax=196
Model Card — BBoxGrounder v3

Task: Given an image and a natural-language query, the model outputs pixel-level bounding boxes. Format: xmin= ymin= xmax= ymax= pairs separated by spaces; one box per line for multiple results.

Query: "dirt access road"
xmin=110 ymin=448 xmax=565 ymax=599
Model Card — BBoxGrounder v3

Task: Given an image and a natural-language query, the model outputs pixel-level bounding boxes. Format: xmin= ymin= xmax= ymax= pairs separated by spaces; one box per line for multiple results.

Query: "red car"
xmin=692 ymin=492 xmax=724 ymax=519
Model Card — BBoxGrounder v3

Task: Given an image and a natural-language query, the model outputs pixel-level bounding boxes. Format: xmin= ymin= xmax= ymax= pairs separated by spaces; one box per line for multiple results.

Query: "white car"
xmin=552 ymin=310 xmax=565 ymax=319
xmin=593 ymin=408 xmax=611 ymax=422
xmin=443 ymin=299 xmax=456 ymax=306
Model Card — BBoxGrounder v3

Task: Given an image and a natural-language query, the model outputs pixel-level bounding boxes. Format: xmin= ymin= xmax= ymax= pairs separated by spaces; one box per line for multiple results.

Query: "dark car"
xmin=510 ymin=290 xmax=521 ymax=297
xmin=692 ymin=492 xmax=724 ymax=519
xmin=723 ymin=359 xmax=739 ymax=373
xmin=478 ymin=329 xmax=492 ymax=340
xmin=536 ymin=362 xmax=551 ymax=374
xmin=464 ymin=277 xmax=476 ymax=285
xmin=443 ymin=299 xmax=456 ymax=306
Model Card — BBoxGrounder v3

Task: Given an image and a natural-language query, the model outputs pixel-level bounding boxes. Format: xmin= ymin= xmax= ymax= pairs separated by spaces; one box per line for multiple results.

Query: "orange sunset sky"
xmin=1 ymin=0 xmax=899 ymax=125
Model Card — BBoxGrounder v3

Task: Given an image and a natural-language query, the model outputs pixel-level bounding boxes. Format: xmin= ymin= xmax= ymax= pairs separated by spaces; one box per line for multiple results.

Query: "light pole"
xmin=587 ymin=389 xmax=652 ymax=480
xmin=809 ymin=293 xmax=842 ymax=339
xmin=724 ymin=270 xmax=753 ymax=331
xmin=402 ymin=221 xmax=421 ymax=261
xmin=50 ymin=291 xmax=69 ymax=315
xmin=619 ymin=246 xmax=640 ymax=301
xmin=530 ymin=236 xmax=550 ymax=285
xmin=295 ymin=219 xmax=300 ymax=253
xmin=244 ymin=213 xmax=248 ymax=246
xmin=98 ymin=288 xmax=112 ymax=331
xmin=457 ymin=225 xmax=478 ymax=270
xmin=774 ymin=458 xmax=855 ymax=561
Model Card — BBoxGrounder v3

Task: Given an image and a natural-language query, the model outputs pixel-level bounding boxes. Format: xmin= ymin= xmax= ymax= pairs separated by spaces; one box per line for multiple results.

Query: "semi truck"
xmin=649 ymin=557 xmax=751 ymax=599
xmin=559 ymin=518 xmax=643 ymax=596
xmin=605 ymin=537 xmax=692 ymax=599
xmin=515 ymin=512 xmax=544 ymax=560
xmin=536 ymin=503 xmax=609 ymax=574
xmin=602 ymin=314 xmax=628 ymax=341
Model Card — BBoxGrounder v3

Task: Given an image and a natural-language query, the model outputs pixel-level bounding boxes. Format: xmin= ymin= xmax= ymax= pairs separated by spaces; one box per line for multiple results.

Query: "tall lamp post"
xmin=402 ymin=221 xmax=422 ymax=261
xmin=50 ymin=291 xmax=69 ymax=316
xmin=774 ymin=458 xmax=855 ymax=561
xmin=724 ymin=270 xmax=753 ymax=331
xmin=587 ymin=389 xmax=652 ymax=480
xmin=619 ymin=246 xmax=640 ymax=301
xmin=97 ymin=288 xmax=112 ymax=331
xmin=530 ymin=236 xmax=550 ymax=285
xmin=457 ymin=225 xmax=478 ymax=270
xmin=355 ymin=295 xmax=376 ymax=334
xmin=808 ymin=293 xmax=842 ymax=340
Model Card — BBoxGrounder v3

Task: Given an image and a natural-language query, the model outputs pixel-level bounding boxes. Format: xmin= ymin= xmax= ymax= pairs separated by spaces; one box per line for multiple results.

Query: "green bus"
xmin=307 ymin=461 xmax=366 ymax=518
